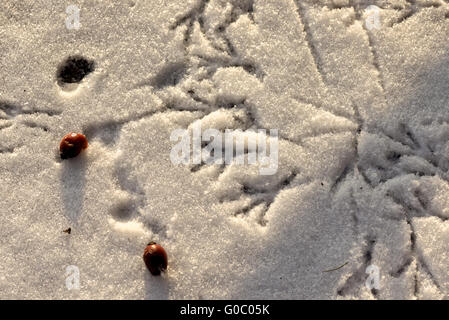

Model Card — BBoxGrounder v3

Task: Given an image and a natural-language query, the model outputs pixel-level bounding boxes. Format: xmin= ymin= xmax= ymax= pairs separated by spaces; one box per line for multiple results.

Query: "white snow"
xmin=0 ymin=0 xmax=448 ymax=299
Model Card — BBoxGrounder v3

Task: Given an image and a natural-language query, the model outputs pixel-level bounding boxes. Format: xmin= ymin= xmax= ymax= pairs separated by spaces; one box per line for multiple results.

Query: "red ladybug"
xmin=59 ymin=132 xmax=88 ymax=159
xmin=143 ymin=242 xmax=168 ymax=276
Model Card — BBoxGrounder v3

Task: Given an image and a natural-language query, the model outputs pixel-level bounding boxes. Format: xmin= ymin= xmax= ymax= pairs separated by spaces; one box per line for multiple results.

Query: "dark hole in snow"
xmin=57 ymin=56 xmax=95 ymax=85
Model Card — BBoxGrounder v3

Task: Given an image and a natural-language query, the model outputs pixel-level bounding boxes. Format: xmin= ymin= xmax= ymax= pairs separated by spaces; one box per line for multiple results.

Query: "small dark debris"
xmin=322 ymin=261 xmax=349 ymax=273
xmin=63 ymin=227 xmax=71 ymax=234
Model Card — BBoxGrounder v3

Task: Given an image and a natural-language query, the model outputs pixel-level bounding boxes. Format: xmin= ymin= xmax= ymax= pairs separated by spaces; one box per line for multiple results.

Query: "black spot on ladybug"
xmin=57 ymin=56 xmax=95 ymax=85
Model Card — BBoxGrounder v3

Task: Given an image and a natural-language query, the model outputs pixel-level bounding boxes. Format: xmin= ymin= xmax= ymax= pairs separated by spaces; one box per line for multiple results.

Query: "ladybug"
xmin=59 ymin=132 xmax=88 ymax=159
xmin=143 ymin=242 xmax=168 ymax=276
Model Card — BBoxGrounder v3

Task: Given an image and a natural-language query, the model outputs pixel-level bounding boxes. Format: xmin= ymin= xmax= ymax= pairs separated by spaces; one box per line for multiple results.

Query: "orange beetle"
xmin=59 ymin=132 xmax=88 ymax=159
xmin=143 ymin=242 xmax=168 ymax=276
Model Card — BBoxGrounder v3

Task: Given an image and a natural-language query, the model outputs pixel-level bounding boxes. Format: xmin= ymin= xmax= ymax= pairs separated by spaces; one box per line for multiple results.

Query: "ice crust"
xmin=0 ymin=0 xmax=448 ymax=299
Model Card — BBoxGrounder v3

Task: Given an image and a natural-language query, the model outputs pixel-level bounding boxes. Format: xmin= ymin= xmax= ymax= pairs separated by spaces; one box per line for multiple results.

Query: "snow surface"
xmin=0 ymin=0 xmax=448 ymax=299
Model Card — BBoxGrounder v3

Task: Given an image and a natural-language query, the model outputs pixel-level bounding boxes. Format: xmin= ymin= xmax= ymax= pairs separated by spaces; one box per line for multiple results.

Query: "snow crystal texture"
xmin=0 ymin=0 xmax=448 ymax=299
